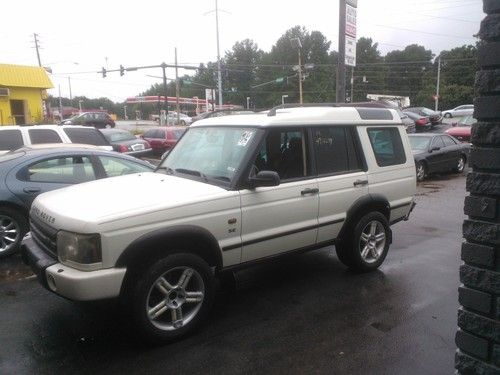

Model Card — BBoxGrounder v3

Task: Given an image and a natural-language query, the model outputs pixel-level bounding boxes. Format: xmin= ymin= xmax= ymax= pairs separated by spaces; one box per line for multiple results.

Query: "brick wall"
xmin=456 ymin=1 xmax=500 ymax=373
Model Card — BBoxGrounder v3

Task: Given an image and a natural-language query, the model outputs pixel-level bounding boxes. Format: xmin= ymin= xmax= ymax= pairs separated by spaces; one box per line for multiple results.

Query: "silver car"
xmin=442 ymin=104 xmax=474 ymax=118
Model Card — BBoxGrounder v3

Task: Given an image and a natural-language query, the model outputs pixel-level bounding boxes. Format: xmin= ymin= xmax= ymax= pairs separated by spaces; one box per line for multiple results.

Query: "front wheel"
xmin=0 ymin=207 xmax=28 ymax=258
xmin=335 ymin=212 xmax=390 ymax=272
xmin=416 ymin=161 xmax=427 ymax=182
xmin=126 ymin=253 xmax=215 ymax=343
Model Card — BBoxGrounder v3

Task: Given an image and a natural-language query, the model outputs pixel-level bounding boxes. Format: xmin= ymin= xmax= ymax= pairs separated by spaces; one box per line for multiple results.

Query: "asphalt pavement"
xmin=0 ymin=171 xmax=466 ymax=374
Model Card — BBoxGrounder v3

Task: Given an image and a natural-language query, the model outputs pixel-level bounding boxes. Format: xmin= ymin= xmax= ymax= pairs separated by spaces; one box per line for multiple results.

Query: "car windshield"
xmin=106 ymin=132 xmax=136 ymax=142
xmin=420 ymin=108 xmax=434 ymax=115
xmin=409 ymin=136 xmax=431 ymax=151
xmin=158 ymin=126 xmax=257 ymax=184
xmin=459 ymin=115 xmax=477 ymax=126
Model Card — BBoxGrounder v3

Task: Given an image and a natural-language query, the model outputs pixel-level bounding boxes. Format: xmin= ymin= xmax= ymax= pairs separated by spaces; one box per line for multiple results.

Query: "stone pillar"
xmin=456 ymin=1 xmax=500 ymax=373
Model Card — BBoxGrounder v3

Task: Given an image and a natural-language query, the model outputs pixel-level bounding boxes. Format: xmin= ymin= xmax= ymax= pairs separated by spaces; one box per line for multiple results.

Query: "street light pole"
xmin=215 ymin=0 xmax=223 ymax=108
xmin=68 ymin=77 xmax=72 ymax=101
xmin=435 ymin=55 xmax=441 ymax=111
xmin=298 ymin=48 xmax=303 ymax=104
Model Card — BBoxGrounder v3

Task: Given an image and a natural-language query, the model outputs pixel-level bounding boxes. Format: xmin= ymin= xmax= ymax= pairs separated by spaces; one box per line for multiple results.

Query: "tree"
xmin=351 ymin=37 xmax=385 ymax=102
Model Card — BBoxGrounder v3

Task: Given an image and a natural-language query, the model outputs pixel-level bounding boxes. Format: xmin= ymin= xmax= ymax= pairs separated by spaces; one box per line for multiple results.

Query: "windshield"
xmin=459 ymin=115 xmax=477 ymax=126
xmin=159 ymin=126 xmax=257 ymax=183
xmin=409 ymin=136 xmax=431 ymax=151
xmin=420 ymin=108 xmax=434 ymax=115
xmin=106 ymin=132 xmax=136 ymax=142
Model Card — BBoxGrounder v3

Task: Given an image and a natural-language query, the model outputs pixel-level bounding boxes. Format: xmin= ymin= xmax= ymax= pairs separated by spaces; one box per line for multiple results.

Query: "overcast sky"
xmin=1 ymin=0 xmax=484 ymax=102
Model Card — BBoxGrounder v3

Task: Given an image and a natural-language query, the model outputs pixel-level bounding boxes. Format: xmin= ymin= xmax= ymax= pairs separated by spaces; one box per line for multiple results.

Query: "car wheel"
xmin=0 ymin=207 xmax=28 ymax=259
xmin=180 ymin=120 xmax=186 ymax=126
xmin=444 ymin=113 xmax=452 ymax=118
xmin=454 ymin=155 xmax=466 ymax=173
xmin=126 ymin=253 xmax=215 ymax=343
xmin=416 ymin=161 xmax=427 ymax=182
xmin=335 ymin=212 xmax=390 ymax=272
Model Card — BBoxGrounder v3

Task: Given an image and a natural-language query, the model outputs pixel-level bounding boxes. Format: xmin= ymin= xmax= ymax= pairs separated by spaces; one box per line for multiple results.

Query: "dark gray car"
xmin=0 ymin=145 xmax=154 ymax=258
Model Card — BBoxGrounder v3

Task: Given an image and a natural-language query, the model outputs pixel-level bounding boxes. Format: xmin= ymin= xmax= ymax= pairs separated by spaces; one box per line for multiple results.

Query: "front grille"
xmin=30 ymin=216 xmax=58 ymax=259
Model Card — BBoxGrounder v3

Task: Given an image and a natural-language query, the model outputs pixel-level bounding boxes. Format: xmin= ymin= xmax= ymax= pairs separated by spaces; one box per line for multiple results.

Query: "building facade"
xmin=0 ymin=63 xmax=53 ymax=125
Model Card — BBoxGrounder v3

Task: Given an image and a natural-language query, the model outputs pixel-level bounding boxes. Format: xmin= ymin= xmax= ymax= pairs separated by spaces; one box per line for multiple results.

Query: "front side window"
xmin=0 ymin=130 xmax=23 ymax=151
xmin=431 ymin=136 xmax=445 ymax=149
xmin=441 ymin=135 xmax=456 ymax=147
xmin=253 ymin=128 xmax=308 ymax=181
xmin=160 ymin=126 xmax=257 ymax=183
xmin=27 ymin=156 xmax=95 ymax=183
xmin=98 ymin=156 xmax=151 ymax=177
xmin=313 ymin=127 xmax=362 ymax=175
xmin=367 ymin=127 xmax=406 ymax=167
xmin=28 ymin=129 xmax=62 ymax=144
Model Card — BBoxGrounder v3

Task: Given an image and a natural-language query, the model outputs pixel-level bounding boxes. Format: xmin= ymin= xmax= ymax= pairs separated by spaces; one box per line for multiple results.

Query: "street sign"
xmin=346 ymin=3 xmax=357 ymax=38
xmin=205 ymin=89 xmax=213 ymax=101
xmin=345 ymin=35 xmax=357 ymax=67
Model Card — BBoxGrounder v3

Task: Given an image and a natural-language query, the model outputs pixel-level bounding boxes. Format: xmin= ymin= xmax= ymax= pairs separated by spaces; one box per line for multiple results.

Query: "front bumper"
xmin=21 ymin=233 xmax=126 ymax=301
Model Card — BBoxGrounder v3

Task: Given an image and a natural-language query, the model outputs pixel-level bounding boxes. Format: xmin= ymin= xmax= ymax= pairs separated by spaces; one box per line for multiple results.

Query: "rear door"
xmin=426 ymin=136 xmax=447 ymax=173
xmin=239 ymin=127 xmax=319 ymax=262
xmin=314 ymin=126 xmax=368 ymax=243
xmin=440 ymin=135 xmax=460 ymax=169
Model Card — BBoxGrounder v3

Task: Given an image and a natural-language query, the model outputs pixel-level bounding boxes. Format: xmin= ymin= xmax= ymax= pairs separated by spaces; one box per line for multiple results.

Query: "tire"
xmin=125 ymin=253 xmax=215 ymax=344
xmin=444 ymin=113 xmax=452 ymax=118
xmin=454 ymin=155 xmax=466 ymax=173
xmin=0 ymin=207 xmax=28 ymax=259
xmin=416 ymin=161 xmax=427 ymax=182
xmin=335 ymin=212 xmax=390 ymax=272
xmin=180 ymin=120 xmax=186 ymax=126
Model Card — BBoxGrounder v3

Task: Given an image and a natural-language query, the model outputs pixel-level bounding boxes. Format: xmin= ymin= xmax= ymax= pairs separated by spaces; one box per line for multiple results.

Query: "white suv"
xmin=0 ymin=125 xmax=112 ymax=155
xmin=22 ymin=106 xmax=416 ymax=343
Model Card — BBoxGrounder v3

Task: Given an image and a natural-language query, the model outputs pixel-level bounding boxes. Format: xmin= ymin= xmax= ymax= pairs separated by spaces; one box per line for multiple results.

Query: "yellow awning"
xmin=0 ymin=63 xmax=53 ymax=89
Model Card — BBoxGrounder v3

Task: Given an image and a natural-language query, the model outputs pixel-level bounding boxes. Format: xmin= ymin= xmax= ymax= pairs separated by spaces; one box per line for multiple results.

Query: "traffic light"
xmin=120 ymin=65 xmax=125 ymax=76
xmin=101 ymin=67 xmax=107 ymax=78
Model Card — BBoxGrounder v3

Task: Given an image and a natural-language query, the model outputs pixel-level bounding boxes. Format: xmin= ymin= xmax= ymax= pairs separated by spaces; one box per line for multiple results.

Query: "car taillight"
xmin=118 ymin=144 xmax=128 ymax=152
xmin=416 ymin=118 xmax=427 ymax=125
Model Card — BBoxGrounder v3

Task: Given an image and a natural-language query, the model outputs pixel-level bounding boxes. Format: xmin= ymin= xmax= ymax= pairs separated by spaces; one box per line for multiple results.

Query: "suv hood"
xmin=32 ymin=172 xmax=229 ymax=230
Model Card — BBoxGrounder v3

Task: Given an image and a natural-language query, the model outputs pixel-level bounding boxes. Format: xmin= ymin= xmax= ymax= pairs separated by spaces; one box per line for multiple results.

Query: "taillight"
xmin=416 ymin=118 xmax=427 ymax=125
xmin=118 ymin=144 xmax=128 ymax=152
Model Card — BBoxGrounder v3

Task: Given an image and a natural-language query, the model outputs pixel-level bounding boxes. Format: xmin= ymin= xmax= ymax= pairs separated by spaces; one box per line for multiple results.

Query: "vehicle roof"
xmin=148 ymin=126 xmax=187 ymax=131
xmin=18 ymin=143 xmax=101 ymax=150
xmin=0 ymin=124 xmax=97 ymax=130
xmin=192 ymin=107 xmax=402 ymax=128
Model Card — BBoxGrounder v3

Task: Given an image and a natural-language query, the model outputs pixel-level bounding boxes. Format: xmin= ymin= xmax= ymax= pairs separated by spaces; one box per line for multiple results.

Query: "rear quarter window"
xmin=367 ymin=127 xmax=406 ymax=167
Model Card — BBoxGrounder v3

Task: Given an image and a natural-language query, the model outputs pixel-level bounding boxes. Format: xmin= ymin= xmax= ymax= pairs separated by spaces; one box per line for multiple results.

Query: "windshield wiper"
xmin=175 ymin=168 xmax=208 ymax=181
xmin=156 ymin=166 xmax=174 ymax=175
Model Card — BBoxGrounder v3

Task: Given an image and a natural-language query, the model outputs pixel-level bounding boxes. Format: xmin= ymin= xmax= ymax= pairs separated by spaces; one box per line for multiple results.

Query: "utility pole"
xmin=351 ymin=67 xmax=354 ymax=102
xmin=58 ymin=85 xmax=63 ymax=121
xmin=215 ymin=0 xmax=223 ymax=108
xmin=336 ymin=0 xmax=347 ymax=103
xmin=33 ymin=33 xmax=42 ymax=67
xmin=298 ymin=48 xmax=303 ymax=104
xmin=68 ymin=77 xmax=72 ymax=101
xmin=175 ymin=48 xmax=180 ymax=124
xmin=435 ymin=55 xmax=441 ymax=111
xmin=162 ymin=63 xmax=169 ymax=124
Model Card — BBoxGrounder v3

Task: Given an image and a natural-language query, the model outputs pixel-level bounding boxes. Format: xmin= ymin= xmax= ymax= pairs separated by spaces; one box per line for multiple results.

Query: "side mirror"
xmin=248 ymin=171 xmax=280 ymax=188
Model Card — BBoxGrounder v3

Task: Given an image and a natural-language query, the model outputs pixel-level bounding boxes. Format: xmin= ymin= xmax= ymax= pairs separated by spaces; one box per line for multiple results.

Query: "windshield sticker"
xmin=237 ymin=131 xmax=254 ymax=147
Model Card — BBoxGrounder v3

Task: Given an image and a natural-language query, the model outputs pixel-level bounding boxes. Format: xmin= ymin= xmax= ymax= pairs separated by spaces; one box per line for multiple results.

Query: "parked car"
xmin=408 ymin=133 xmax=469 ymax=182
xmin=61 ymin=112 xmax=115 ymax=128
xmin=100 ymin=129 xmax=152 ymax=157
xmin=403 ymin=111 xmax=431 ymax=132
xmin=0 ymin=144 xmax=154 ymax=258
xmin=191 ymin=109 xmax=255 ymax=123
xmin=404 ymin=107 xmax=442 ymax=125
xmin=445 ymin=115 xmax=476 ymax=143
xmin=141 ymin=126 xmax=187 ymax=155
xmin=0 ymin=125 xmax=112 ymax=155
xmin=442 ymin=104 xmax=474 ymax=118
xmin=153 ymin=112 xmax=193 ymax=126
xmin=22 ymin=105 xmax=416 ymax=343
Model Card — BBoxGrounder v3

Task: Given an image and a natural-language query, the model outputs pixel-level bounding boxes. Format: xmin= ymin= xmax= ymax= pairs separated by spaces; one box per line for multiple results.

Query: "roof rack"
xmin=266 ymin=102 xmax=395 ymax=121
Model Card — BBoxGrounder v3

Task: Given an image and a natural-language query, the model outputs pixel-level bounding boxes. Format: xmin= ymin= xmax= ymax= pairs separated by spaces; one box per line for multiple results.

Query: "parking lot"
xmin=0 ymin=170 xmax=465 ymax=374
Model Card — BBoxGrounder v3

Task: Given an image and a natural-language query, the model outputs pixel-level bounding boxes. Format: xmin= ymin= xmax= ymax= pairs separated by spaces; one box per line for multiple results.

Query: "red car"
xmin=445 ymin=115 xmax=476 ymax=142
xmin=142 ymin=126 xmax=186 ymax=155
xmin=403 ymin=110 xmax=431 ymax=132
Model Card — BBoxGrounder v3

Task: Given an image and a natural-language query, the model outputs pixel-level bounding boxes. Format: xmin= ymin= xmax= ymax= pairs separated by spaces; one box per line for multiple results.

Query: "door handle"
xmin=301 ymin=188 xmax=319 ymax=195
xmin=353 ymin=180 xmax=368 ymax=187
xmin=23 ymin=187 xmax=41 ymax=194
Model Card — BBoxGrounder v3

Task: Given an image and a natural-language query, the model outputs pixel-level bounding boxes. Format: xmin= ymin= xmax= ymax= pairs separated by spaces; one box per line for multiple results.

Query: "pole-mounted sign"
xmin=345 ymin=0 xmax=357 ymax=67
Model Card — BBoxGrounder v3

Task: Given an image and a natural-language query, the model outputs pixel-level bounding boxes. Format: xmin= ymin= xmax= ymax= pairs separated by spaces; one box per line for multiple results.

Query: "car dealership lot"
xmin=0 ymin=171 xmax=465 ymax=374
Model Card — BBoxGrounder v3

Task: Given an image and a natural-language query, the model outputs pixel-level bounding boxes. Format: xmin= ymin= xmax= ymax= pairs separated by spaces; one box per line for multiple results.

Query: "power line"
xmin=372 ymin=24 xmax=477 ymax=40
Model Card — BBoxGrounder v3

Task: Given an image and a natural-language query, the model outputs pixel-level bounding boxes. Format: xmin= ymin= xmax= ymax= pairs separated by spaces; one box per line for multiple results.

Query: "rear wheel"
xmin=336 ymin=212 xmax=390 ymax=272
xmin=454 ymin=155 xmax=466 ymax=173
xmin=0 ymin=207 xmax=28 ymax=258
xmin=416 ymin=161 xmax=427 ymax=182
xmin=125 ymin=253 xmax=215 ymax=343
xmin=444 ymin=113 xmax=452 ymax=118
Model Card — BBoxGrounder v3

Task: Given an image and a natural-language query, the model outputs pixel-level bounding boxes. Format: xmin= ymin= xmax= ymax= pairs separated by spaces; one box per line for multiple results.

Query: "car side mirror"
xmin=430 ymin=146 xmax=440 ymax=152
xmin=248 ymin=171 xmax=280 ymax=188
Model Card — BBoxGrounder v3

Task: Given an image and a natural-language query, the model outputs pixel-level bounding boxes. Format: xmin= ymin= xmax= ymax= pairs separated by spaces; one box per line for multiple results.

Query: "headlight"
xmin=57 ymin=231 xmax=102 ymax=266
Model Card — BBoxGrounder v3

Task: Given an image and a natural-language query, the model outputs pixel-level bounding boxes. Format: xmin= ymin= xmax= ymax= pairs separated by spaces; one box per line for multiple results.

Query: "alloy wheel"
xmin=0 ymin=215 xmax=20 ymax=254
xmin=359 ymin=220 xmax=386 ymax=264
xmin=416 ymin=163 xmax=425 ymax=181
xmin=146 ymin=266 xmax=205 ymax=331
xmin=457 ymin=157 xmax=465 ymax=172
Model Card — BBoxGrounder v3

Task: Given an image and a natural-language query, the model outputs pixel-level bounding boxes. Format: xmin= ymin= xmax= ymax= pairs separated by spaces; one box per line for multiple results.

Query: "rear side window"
xmin=63 ymin=128 xmax=108 ymax=146
xmin=143 ymin=129 xmax=157 ymax=138
xmin=441 ymin=135 xmax=456 ymax=147
xmin=170 ymin=129 xmax=185 ymax=140
xmin=313 ymin=127 xmax=362 ymax=175
xmin=367 ymin=128 xmax=406 ymax=167
xmin=0 ymin=130 xmax=23 ymax=151
xmin=28 ymin=129 xmax=62 ymax=144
